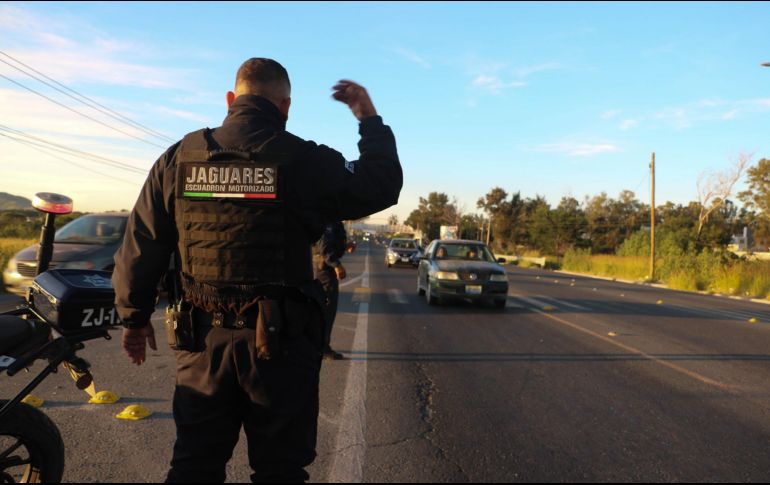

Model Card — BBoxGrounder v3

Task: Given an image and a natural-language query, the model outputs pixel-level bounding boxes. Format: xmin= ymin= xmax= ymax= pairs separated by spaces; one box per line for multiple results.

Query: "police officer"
xmin=112 ymin=58 xmax=402 ymax=483
xmin=313 ymin=221 xmax=348 ymax=361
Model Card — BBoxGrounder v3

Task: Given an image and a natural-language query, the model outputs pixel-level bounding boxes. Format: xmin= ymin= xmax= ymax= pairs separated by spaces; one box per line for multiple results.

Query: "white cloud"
xmin=515 ymin=62 xmax=562 ymax=78
xmin=530 ymin=142 xmax=621 ymax=157
xmin=391 ymin=47 xmax=431 ymax=69
xmin=0 ymin=6 xmax=194 ymax=89
xmin=601 ymin=109 xmax=622 ymax=120
xmin=470 ymin=75 xmax=526 ymax=95
xmin=619 ymin=119 xmax=639 ymax=131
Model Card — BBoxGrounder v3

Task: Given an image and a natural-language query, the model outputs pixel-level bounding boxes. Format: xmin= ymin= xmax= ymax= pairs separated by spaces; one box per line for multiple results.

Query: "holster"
xmin=164 ymin=302 xmax=195 ymax=351
xmin=256 ymin=299 xmax=283 ymax=360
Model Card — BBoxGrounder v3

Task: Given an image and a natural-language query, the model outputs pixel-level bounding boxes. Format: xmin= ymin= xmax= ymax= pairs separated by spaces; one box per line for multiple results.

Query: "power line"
xmin=0 ymin=73 xmax=167 ymax=149
xmin=0 ymin=124 xmax=148 ymax=175
xmin=0 ymin=51 xmax=176 ymax=144
xmin=0 ymin=132 xmax=140 ymax=185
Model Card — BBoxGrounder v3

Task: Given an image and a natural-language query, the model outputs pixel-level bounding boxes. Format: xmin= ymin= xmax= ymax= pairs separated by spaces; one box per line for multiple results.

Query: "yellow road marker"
xmin=656 ymin=300 xmax=664 ymax=305
xmin=749 ymin=318 xmax=758 ymax=324
xmin=352 ymin=287 xmax=371 ymax=303
xmin=542 ymin=305 xmax=555 ymax=311
xmin=607 ymin=332 xmax=618 ymax=337
xmin=89 ymin=391 xmax=120 ymax=405
xmin=21 ymin=395 xmax=44 ymax=408
xmin=116 ymin=405 xmax=152 ymax=421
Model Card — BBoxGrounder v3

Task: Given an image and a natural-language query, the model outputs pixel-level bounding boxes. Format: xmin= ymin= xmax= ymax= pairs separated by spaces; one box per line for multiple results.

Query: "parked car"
xmin=417 ymin=239 xmax=508 ymax=308
xmin=3 ymin=212 xmax=128 ymax=296
xmin=386 ymin=238 xmax=421 ymax=268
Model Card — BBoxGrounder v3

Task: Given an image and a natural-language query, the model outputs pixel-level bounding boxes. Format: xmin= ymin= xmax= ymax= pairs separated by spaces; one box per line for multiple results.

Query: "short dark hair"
xmin=235 ymin=58 xmax=291 ymax=96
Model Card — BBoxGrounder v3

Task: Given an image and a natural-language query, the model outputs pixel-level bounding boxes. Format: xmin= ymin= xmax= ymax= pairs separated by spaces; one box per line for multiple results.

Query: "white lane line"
xmin=387 ymin=288 xmax=409 ymax=304
xmin=510 ymin=294 xmax=559 ymax=311
xmin=534 ymin=295 xmax=590 ymax=311
xmin=328 ymin=251 xmax=369 ymax=483
xmin=339 ymin=273 xmax=364 ymax=288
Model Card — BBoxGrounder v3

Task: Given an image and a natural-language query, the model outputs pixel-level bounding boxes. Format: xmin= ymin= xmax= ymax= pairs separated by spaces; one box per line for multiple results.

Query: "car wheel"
xmin=494 ymin=298 xmax=507 ymax=309
xmin=426 ymin=279 xmax=438 ymax=306
xmin=417 ymin=276 xmax=425 ymax=295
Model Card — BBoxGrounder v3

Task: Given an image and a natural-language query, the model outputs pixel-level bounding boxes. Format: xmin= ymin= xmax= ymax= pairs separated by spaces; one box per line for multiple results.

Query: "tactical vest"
xmin=174 ymin=129 xmax=314 ymax=310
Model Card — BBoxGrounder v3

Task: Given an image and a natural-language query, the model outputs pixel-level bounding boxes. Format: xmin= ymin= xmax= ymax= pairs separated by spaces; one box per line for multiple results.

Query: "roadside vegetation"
xmin=402 ymin=156 xmax=770 ymax=301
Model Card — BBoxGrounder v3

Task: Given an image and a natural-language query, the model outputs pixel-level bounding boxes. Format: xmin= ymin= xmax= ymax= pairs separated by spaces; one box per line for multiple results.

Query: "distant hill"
xmin=0 ymin=193 xmax=33 ymax=211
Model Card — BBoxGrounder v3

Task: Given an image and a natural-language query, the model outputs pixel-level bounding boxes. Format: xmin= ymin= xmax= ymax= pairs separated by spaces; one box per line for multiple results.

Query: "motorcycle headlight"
xmin=435 ymin=271 xmax=460 ymax=281
xmin=490 ymin=273 xmax=508 ymax=282
xmin=58 ymin=261 xmax=96 ymax=270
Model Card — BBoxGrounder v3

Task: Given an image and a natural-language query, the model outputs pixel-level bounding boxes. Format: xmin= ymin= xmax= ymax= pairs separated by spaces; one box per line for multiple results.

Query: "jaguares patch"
xmin=178 ymin=163 xmax=279 ymax=200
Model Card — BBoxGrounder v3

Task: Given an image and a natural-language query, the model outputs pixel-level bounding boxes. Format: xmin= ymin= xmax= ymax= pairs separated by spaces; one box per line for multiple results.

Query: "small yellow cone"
xmin=21 ymin=395 xmax=44 ymax=408
xmin=749 ymin=318 xmax=758 ymax=324
xmin=657 ymin=300 xmax=664 ymax=305
xmin=116 ymin=405 xmax=152 ymax=421
xmin=89 ymin=391 xmax=120 ymax=405
xmin=607 ymin=332 xmax=618 ymax=337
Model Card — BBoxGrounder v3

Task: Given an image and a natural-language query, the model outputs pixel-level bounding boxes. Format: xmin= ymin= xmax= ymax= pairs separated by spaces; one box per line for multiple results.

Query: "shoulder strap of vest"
xmin=177 ymin=129 xmax=215 ymax=163
xmin=177 ymin=129 xmax=300 ymax=164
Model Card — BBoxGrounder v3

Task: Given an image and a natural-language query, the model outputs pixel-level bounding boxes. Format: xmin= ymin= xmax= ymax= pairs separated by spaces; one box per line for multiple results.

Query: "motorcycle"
xmin=0 ymin=193 xmax=122 ymax=483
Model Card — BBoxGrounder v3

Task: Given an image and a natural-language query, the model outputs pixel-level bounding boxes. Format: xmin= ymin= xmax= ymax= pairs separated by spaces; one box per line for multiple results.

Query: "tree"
xmin=388 ymin=214 xmax=399 ymax=227
xmin=696 ymin=153 xmax=750 ymax=240
xmin=405 ymin=192 xmax=458 ymax=240
xmin=738 ymin=157 xmax=770 ymax=248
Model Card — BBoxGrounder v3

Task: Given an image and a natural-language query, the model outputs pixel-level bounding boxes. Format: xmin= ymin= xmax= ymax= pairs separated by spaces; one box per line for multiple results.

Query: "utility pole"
xmin=650 ymin=152 xmax=656 ymax=281
xmin=479 ymin=219 xmax=484 ymax=242
xmin=486 ymin=218 xmax=492 ymax=246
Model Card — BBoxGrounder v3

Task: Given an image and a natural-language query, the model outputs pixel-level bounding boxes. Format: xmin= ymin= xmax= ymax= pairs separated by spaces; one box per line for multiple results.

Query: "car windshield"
xmin=391 ymin=239 xmax=417 ymax=250
xmin=434 ymin=244 xmax=496 ymax=263
xmin=55 ymin=215 xmax=127 ymax=245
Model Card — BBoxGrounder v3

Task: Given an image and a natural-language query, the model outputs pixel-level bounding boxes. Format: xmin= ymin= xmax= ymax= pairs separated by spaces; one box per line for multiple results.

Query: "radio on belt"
xmin=29 ymin=269 xmax=121 ymax=333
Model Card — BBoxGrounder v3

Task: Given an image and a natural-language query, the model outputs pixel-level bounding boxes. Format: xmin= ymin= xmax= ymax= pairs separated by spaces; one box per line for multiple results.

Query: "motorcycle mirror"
xmin=32 ymin=192 xmax=73 ymax=215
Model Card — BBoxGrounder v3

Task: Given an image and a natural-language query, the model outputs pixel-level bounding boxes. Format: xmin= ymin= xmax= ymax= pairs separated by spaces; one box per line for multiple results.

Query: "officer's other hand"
xmin=335 ymin=265 xmax=347 ymax=280
xmin=123 ymin=325 xmax=157 ymax=366
xmin=332 ymin=80 xmax=377 ymax=121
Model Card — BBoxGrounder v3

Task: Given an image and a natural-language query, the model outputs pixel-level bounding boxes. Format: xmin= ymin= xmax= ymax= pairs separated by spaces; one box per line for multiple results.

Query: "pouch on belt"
xmin=256 ymin=299 xmax=283 ymax=360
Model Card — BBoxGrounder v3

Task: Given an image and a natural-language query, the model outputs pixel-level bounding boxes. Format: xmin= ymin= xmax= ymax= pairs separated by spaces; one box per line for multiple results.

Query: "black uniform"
xmin=313 ymin=222 xmax=347 ymax=350
xmin=112 ymin=94 xmax=401 ymax=483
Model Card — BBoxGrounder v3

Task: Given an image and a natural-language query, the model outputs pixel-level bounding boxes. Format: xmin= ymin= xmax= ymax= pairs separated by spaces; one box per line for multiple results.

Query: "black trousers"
xmin=166 ymin=324 xmax=322 ymax=483
xmin=315 ymin=266 xmax=339 ymax=347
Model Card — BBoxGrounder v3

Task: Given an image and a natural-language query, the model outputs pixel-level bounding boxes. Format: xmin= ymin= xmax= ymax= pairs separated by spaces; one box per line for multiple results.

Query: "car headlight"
xmin=434 ymin=271 xmax=460 ymax=281
xmin=6 ymin=257 xmax=17 ymax=273
xmin=58 ymin=261 xmax=96 ymax=270
xmin=490 ymin=274 xmax=508 ymax=282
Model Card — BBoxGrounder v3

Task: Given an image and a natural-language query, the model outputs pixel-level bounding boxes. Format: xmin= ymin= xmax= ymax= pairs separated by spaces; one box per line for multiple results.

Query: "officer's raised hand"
xmin=332 ymin=80 xmax=378 ymax=121
xmin=123 ymin=326 xmax=157 ymax=366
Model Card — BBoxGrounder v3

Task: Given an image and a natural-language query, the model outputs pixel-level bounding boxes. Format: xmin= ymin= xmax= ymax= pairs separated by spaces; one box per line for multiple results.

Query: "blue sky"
xmin=1 ymin=1 xmax=769 ymax=225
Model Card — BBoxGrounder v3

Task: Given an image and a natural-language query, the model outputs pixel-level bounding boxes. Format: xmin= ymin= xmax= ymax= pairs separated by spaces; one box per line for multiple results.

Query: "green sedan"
xmin=417 ymin=239 xmax=509 ymax=309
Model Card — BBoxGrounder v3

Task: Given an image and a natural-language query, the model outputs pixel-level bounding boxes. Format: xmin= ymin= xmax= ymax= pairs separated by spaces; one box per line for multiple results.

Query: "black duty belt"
xmin=191 ymin=308 xmax=259 ymax=330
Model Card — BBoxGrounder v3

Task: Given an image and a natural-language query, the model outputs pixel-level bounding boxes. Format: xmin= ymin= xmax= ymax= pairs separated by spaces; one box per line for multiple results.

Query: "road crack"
xmin=414 ymin=362 xmax=470 ymax=481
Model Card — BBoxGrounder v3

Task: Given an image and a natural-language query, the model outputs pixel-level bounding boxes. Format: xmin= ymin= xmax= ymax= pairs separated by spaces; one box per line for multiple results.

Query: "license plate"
xmin=466 ymin=285 xmax=483 ymax=295
xmin=401 ymin=257 xmax=411 ymax=262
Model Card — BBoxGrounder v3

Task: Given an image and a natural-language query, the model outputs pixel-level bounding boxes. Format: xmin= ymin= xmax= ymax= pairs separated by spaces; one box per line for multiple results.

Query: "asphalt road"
xmin=2 ymin=241 xmax=770 ymax=482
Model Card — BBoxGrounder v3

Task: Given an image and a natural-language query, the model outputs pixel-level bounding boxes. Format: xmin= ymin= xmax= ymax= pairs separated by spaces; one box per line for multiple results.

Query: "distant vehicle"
xmin=3 ymin=213 xmax=128 ymax=296
xmin=386 ymin=238 xmax=421 ymax=268
xmin=440 ymin=225 xmax=458 ymax=240
xmin=417 ymin=239 xmax=508 ymax=308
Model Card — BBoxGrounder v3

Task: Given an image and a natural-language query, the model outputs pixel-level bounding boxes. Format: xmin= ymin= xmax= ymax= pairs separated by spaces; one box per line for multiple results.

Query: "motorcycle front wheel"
xmin=0 ymin=401 xmax=64 ymax=483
